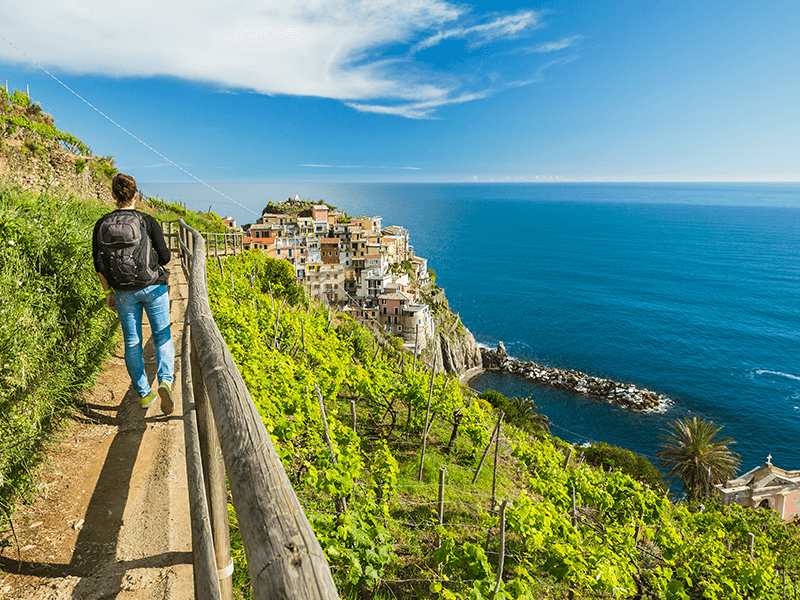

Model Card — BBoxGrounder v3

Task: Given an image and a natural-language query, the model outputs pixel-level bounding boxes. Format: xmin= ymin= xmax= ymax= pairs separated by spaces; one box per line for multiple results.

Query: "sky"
xmin=1 ymin=0 xmax=799 ymax=187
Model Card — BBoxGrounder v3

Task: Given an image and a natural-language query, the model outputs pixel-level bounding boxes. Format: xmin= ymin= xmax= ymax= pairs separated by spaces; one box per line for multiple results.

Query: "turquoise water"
xmin=148 ymin=182 xmax=800 ymax=473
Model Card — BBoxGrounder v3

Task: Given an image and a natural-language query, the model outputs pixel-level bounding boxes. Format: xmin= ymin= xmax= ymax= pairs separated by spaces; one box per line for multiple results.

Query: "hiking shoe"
xmin=140 ymin=391 xmax=157 ymax=409
xmin=158 ymin=381 xmax=174 ymax=414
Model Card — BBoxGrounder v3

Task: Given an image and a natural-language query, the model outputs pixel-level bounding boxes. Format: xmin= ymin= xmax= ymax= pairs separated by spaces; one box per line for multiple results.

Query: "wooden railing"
xmin=163 ymin=222 xmax=244 ymax=259
xmin=166 ymin=219 xmax=339 ymax=600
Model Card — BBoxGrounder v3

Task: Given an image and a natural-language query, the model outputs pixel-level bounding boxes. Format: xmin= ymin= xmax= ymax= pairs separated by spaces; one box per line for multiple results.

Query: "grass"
xmin=0 ymin=185 xmax=118 ymax=525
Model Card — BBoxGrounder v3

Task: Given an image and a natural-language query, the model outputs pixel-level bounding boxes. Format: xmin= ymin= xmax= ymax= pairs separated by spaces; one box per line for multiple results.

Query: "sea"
xmin=147 ymin=182 xmax=800 ymax=475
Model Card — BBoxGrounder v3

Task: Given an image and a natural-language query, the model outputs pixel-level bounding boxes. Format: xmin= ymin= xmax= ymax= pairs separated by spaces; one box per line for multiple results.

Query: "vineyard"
xmin=206 ymin=250 xmax=800 ymax=600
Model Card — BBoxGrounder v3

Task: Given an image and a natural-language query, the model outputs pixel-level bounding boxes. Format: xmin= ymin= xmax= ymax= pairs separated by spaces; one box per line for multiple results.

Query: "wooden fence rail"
xmin=164 ymin=220 xmax=339 ymax=599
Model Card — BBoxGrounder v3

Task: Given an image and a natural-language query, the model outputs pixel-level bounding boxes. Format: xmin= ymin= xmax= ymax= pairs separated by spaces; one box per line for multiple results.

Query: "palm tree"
xmin=656 ymin=416 xmax=741 ymax=500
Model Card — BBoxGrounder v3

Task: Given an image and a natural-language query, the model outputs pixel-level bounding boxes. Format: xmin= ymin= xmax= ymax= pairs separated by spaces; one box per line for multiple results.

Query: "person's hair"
xmin=112 ymin=173 xmax=138 ymax=206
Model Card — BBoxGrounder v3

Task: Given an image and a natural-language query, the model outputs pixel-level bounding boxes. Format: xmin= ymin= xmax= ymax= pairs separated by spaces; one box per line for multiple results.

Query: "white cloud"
xmin=0 ymin=0 xmax=560 ymax=118
xmin=523 ymin=35 xmax=581 ymax=53
xmin=411 ymin=11 xmax=540 ymax=53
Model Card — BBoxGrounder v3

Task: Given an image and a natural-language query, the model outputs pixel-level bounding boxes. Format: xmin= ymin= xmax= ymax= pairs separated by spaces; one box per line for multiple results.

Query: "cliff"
xmin=425 ymin=290 xmax=483 ymax=380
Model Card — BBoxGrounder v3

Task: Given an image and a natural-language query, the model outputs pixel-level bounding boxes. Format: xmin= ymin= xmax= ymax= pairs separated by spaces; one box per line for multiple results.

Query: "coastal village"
xmin=225 ymin=195 xmax=436 ymax=352
xmin=221 ymin=198 xmax=800 ymax=524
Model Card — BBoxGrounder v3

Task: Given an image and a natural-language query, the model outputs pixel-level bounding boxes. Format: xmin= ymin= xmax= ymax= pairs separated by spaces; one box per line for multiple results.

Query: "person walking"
xmin=92 ymin=173 xmax=174 ymax=413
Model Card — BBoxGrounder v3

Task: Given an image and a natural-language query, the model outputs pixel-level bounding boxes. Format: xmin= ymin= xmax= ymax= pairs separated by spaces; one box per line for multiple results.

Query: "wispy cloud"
xmin=522 ymin=35 xmax=581 ymax=54
xmin=411 ymin=11 xmax=541 ymax=53
xmin=0 ymin=0 xmax=570 ymax=118
xmin=346 ymin=90 xmax=491 ymax=119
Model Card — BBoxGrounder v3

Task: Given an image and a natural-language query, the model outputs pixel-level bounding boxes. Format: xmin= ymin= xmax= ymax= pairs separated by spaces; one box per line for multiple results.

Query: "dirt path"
xmin=0 ymin=267 xmax=194 ymax=599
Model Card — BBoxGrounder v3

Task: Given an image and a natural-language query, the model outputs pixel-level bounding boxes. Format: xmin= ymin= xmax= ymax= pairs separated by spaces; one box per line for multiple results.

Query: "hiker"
xmin=92 ymin=173 xmax=174 ymax=413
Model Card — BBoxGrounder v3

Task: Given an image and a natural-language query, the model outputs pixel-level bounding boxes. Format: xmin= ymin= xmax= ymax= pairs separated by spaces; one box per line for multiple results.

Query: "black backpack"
xmin=98 ymin=211 xmax=160 ymax=290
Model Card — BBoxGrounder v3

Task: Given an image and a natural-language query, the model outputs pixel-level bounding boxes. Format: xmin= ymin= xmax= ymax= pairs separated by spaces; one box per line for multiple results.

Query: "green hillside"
xmin=207 ymin=251 xmax=800 ymax=600
xmin=1 ymin=84 xmax=798 ymax=599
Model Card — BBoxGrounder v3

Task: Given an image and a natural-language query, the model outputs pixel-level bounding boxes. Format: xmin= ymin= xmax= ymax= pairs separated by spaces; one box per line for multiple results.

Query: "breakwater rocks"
xmin=480 ymin=342 xmax=669 ymax=411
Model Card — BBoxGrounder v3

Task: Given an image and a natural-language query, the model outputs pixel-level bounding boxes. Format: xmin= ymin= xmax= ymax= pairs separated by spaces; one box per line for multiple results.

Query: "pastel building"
xmin=715 ymin=456 xmax=800 ymax=523
xmin=305 ymin=263 xmax=345 ymax=304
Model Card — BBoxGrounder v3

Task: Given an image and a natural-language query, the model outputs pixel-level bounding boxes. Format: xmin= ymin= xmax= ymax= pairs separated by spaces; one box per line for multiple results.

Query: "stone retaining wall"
xmin=0 ymin=141 xmax=113 ymax=204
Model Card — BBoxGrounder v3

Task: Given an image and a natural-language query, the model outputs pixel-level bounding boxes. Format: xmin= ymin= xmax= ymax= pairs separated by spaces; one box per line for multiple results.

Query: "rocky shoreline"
xmin=479 ymin=342 xmax=670 ymax=411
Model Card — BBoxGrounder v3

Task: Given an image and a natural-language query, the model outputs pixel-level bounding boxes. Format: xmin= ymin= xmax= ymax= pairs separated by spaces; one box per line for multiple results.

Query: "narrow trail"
xmin=0 ymin=267 xmax=194 ymax=599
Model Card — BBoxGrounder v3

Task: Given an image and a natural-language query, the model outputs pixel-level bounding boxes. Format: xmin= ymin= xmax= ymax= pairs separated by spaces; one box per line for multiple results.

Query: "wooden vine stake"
xmin=490 ymin=500 xmax=508 ymax=600
xmin=350 ymin=400 xmax=357 ymax=431
xmin=571 ymin=486 xmax=577 ymax=527
xmin=490 ymin=413 xmax=504 ymax=513
xmin=272 ymin=300 xmax=284 ymax=350
xmin=413 ymin=324 xmax=419 ymax=372
xmin=437 ymin=468 xmax=446 ymax=548
xmin=563 ymin=447 xmax=573 ymax=470
xmin=417 ymin=354 xmax=439 ymax=481
xmin=301 ymin=318 xmax=306 ymax=355
xmin=473 ymin=413 xmax=503 ymax=485
xmin=315 ymin=384 xmax=347 ymax=513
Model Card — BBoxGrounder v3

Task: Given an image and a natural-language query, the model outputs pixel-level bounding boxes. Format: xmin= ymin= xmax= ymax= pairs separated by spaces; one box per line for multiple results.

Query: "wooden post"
xmin=350 ymin=400 xmax=356 ymax=431
xmin=273 ymin=301 xmax=282 ymax=349
xmin=748 ymin=532 xmax=755 ymax=558
xmin=437 ymin=468 xmax=446 ymax=548
xmin=301 ymin=318 xmax=306 ymax=355
xmin=705 ymin=466 xmax=711 ymax=498
xmin=473 ymin=413 xmax=503 ymax=485
xmin=571 ymin=486 xmax=577 ymax=527
xmin=180 ymin=317 xmax=223 ymax=600
xmin=192 ymin=335 xmax=235 ymax=600
xmin=491 ymin=500 xmax=508 ymax=599
xmin=315 ymin=384 xmax=347 ymax=513
xmin=413 ymin=324 xmax=419 ymax=372
xmin=491 ymin=413 xmax=503 ymax=513
xmin=417 ymin=355 xmax=438 ymax=481
xmin=634 ymin=525 xmax=641 ymax=547
xmin=563 ymin=447 xmax=573 ymax=470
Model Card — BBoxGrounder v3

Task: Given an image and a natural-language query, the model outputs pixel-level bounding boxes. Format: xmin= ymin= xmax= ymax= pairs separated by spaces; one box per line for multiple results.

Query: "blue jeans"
xmin=115 ymin=284 xmax=174 ymax=398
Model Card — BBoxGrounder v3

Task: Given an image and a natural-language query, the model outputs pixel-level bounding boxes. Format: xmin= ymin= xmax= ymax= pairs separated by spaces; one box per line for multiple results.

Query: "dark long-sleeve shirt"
xmin=92 ymin=209 xmax=171 ymax=289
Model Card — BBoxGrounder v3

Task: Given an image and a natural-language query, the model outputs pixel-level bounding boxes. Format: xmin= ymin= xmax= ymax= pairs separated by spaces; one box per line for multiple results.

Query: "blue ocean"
xmin=149 ymin=182 xmax=800 ymax=474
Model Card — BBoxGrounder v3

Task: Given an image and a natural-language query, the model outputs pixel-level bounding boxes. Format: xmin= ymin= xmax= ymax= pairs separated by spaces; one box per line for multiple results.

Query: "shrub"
xmin=479 ymin=389 xmax=550 ymax=435
xmin=581 ymin=441 xmax=667 ymax=492
xmin=91 ymin=156 xmax=117 ymax=181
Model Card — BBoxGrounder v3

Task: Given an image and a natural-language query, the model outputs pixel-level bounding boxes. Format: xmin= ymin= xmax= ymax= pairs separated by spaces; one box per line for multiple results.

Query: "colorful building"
xmin=715 ymin=456 xmax=800 ymax=523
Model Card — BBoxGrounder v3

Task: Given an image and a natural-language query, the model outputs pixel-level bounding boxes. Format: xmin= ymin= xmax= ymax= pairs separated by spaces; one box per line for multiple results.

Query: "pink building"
xmin=716 ymin=457 xmax=800 ymax=523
